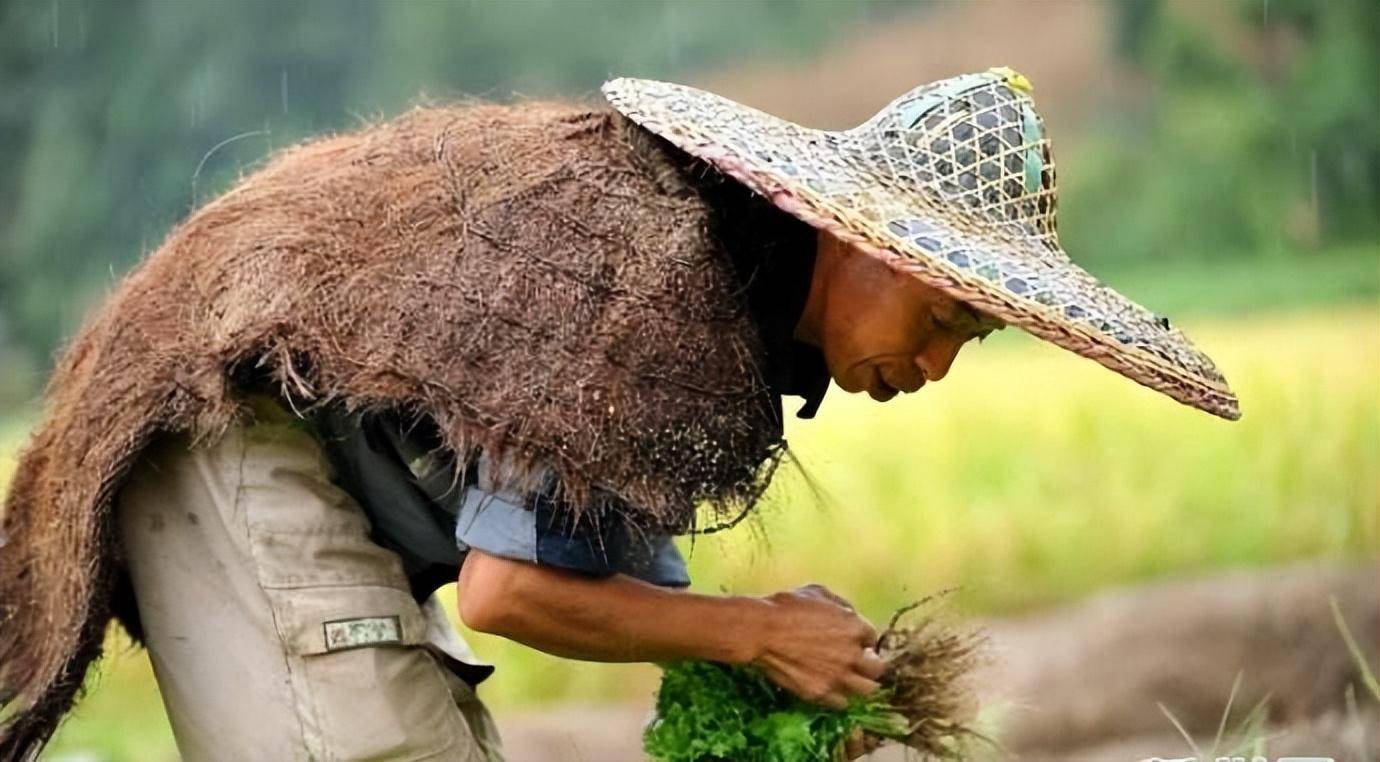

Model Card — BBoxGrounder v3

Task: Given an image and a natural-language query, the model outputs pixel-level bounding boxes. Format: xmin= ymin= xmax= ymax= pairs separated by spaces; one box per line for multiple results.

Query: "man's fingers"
xmin=816 ymin=690 xmax=849 ymax=710
xmin=855 ymin=619 xmax=879 ymax=647
xmin=856 ymin=648 xmax=886 ymax=680
xmin=802 ymin=584 xmax=854 ymax=610
xmin=791 ymin=584 xmax=878 ymax=645
xmin=843 ymin=728 xmax=866 ymax=760
xmin=840 ymin=672 xmax=880 ymax=698
xmin=800 ymin=582 xmax=850 ymax=607
xmin=793 ymin=677 xmax=852 ymax=710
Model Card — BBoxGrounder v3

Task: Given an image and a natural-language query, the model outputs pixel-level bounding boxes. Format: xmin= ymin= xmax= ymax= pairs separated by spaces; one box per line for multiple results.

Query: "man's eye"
xmin=936 ymin=310 xmax=970 ymax=331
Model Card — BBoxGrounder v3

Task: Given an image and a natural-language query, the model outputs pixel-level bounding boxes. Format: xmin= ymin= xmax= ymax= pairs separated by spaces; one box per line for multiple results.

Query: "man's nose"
xmin=915 ymin=336 xmax=962 ymax=382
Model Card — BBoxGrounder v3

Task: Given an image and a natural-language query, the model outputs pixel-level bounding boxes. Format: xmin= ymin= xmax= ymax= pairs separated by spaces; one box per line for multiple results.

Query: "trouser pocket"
xmin=267 ymin=584 xmax=482 ymax=762
xmin=232 ymin=410 xmax=490 ymax=760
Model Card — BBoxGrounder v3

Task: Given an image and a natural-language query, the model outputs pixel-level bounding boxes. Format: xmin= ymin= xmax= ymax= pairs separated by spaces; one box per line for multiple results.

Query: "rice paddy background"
xmin=2 ymin=2 xmax=1376 ymax=758
xmin=7 ymin=297 xmax=1375 ymax=761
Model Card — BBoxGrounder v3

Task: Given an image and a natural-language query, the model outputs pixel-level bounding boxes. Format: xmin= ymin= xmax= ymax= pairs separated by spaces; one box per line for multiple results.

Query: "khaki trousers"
xmin=117 ymin=410 xmax=503 ymax=762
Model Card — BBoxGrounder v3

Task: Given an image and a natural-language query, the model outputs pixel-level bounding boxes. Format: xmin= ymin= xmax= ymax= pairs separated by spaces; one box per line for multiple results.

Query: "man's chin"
xmin=867 ymin=372 xmax=899 ymax=401
xmin=867 ymin=386 xmax=898 ymax=402
xmin=836 ymin=363 xmax=901 ymax=400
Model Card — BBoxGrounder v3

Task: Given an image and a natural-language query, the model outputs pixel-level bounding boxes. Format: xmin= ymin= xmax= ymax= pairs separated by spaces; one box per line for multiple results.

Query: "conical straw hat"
xmin=603 ymin=68 xmax=1240 ymax=420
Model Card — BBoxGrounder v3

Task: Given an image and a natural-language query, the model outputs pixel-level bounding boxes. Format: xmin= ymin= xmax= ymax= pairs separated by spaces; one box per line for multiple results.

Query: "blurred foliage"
xmin=0 ymin=0 xmax=1375 ymax=401
xmin=1060 ymin=0 xmax=1379 ymax=268
xmin=0 ymin=0 xmax=895 ymax=394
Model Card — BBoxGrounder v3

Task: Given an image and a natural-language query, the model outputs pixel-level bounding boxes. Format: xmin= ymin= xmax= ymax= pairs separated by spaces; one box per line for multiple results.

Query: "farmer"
xmin=0 ymin=69 xmax=1236 ymax=761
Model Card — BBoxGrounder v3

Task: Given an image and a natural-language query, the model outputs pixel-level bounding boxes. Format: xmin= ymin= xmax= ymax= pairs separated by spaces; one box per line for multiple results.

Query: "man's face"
xmin=800 ymin=231 xmax=1004 ymax=402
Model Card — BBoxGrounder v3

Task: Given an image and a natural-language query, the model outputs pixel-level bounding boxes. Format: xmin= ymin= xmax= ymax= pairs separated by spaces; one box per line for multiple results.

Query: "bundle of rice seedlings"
xmin=644 ymin=595 xmax=984 ymax=761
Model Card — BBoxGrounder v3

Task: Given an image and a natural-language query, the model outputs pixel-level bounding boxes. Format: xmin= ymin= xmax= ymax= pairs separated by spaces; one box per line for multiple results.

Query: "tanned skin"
xmin=796 ymin=230 xmax=1005 ymax=402
xmin=457 ymin=229 xmax=1001 ymax=727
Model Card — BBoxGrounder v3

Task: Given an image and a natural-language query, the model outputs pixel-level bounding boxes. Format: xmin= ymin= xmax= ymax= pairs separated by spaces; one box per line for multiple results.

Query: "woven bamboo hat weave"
xmin=603 ymin=68 xmax=1240 ymax=420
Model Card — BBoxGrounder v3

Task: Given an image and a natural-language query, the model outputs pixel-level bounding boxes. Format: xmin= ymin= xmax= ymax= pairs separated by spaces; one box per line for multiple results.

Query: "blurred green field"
xmin=4 ymin=302 xmax=1377 ymax=761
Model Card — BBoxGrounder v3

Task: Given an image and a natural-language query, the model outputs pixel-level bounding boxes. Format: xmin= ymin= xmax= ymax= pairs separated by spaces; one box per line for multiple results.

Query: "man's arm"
xmin=457 ymin=549 xmax=885 ymax=708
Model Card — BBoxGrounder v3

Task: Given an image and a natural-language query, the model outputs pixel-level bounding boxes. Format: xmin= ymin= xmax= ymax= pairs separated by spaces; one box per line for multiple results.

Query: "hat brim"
xmin=603 ymin=77 xmax=1240 ymax=421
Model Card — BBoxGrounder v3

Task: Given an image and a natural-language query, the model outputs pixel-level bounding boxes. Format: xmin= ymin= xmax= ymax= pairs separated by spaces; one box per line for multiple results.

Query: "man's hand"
xmin=458 ymin=554 xmax=884 ymax=712
xmin=748 ymin=584 xmax=885 ymax=709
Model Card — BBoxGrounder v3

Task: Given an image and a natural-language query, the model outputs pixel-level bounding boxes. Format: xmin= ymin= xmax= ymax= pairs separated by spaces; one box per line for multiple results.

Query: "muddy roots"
xmin=874 ymin=595 xmax=988 ymax=759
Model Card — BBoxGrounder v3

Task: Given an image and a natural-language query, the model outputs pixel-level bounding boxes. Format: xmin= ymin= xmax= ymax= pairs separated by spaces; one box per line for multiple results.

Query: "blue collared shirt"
xmin=310 ymin=406 xmax=692 ymax=596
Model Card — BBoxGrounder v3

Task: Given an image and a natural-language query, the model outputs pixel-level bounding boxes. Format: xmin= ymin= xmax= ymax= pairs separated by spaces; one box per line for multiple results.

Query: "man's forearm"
xmin=457 ymin=550 xmax=766 ymax=665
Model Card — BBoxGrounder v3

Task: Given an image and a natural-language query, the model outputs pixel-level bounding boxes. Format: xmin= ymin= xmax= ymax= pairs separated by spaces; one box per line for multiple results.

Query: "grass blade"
xmin=1157 ymin=701 xmax=1202 ymax=760
xmin=1212 ymin=670 xmax=1243 ymax=753
xmin=1331 ymin=595 xmax=1380 ymax=701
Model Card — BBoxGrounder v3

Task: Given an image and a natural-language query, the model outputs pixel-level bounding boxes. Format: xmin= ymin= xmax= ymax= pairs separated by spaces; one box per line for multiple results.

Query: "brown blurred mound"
xmin=0 ymin=102 xmax=790 ymax=757
xmin=693 ymin=1 xmax=1110 ymax=134
xmin=980 ymin=562 xmax=1380 ymax=759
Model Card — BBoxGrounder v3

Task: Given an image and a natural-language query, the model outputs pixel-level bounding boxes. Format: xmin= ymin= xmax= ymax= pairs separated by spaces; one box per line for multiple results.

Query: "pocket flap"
xmin=267 ymin=585 xmax=429 ymax=655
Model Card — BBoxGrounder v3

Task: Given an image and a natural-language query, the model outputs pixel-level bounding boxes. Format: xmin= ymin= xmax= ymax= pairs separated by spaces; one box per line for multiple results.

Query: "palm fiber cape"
xmin=0 ymin=102 xmax=792 ymax=757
